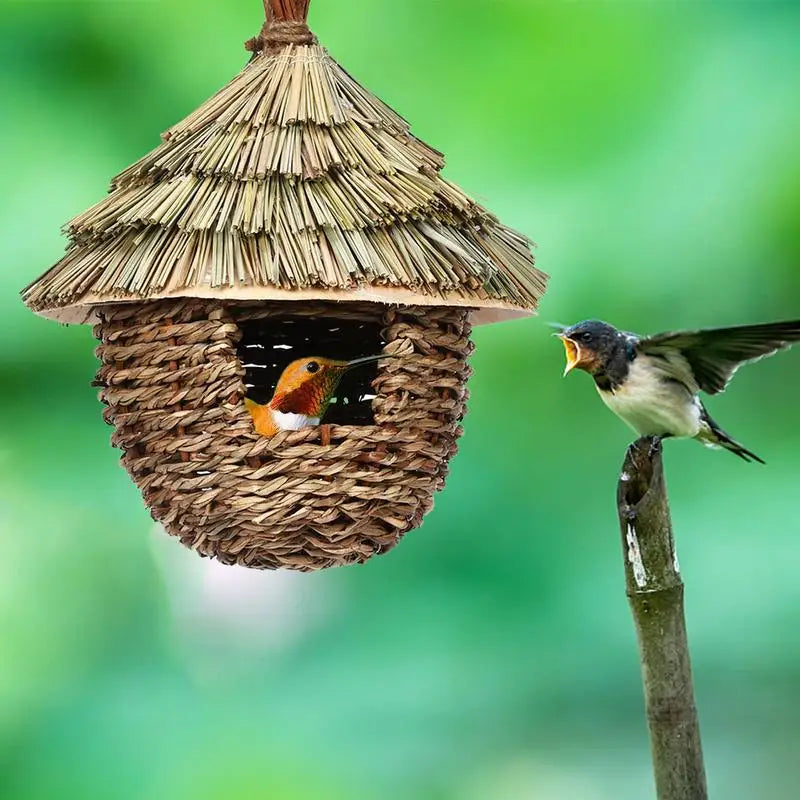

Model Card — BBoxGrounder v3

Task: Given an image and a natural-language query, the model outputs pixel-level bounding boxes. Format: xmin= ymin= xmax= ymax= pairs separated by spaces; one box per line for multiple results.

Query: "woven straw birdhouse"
xmin=22 ymin=0 xmax=548 ymax=570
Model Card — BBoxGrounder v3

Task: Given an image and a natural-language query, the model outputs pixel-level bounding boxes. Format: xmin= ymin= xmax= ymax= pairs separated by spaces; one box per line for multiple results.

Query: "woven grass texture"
xmin=94 ymin=299 xmax=472 ymax=570
xmin=22 ymin=19 xmax=547 ymax=319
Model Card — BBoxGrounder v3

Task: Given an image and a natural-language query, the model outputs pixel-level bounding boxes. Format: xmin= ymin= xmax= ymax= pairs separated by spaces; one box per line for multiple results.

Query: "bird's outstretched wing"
xmin=639 ymin=320 xmax=800 ymax=394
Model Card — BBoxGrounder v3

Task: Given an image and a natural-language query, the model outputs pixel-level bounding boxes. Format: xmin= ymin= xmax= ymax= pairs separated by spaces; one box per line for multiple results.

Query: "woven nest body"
xmin=94 ymin=298 xmax=472 ymax=570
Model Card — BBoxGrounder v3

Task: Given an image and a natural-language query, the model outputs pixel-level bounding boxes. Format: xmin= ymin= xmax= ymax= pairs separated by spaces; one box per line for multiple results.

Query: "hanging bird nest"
xmin=22 ymin=0 xmax=548 ymax=570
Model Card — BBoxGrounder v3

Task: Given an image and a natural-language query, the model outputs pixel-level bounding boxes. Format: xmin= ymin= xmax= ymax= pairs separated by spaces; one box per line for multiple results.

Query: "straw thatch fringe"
xmin=24 ymin=43 xmax=546 ymax=318
xmin=47 ymin=221 xmax=538 ymax=298
xmin=94 ymin=298 xmax=471 ymax=569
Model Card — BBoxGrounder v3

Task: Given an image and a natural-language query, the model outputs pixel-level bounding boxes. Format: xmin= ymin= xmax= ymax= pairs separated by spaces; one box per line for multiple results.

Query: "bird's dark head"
xmin=557 ymin=320 xmax=623 ymax=376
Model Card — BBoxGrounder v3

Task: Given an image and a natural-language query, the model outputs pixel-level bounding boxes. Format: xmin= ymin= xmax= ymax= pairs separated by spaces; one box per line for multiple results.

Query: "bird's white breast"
xmin=271 ymin=411 xmax=320 ymax=431
xmin=597 ymin=357 xmax=702 ymax=438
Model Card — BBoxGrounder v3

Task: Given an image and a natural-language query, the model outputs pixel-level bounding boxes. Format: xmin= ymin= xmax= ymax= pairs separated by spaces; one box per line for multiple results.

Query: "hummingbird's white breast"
xmin=271 ymin=410 xmax=321 ymax=431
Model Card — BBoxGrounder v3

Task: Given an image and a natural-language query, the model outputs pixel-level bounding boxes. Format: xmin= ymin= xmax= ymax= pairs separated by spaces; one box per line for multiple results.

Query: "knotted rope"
xmin=245 ymin=20 xmax=316 ymax=55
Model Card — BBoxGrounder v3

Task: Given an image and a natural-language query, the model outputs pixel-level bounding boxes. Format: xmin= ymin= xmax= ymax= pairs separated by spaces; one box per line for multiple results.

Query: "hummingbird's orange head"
xmin=269 ymin=354 xmax=388 ymax=418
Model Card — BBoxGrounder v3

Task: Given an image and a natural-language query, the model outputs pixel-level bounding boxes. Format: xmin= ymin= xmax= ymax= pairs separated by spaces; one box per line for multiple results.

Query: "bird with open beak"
xmin=557 ymin=318 xmax=800 ymax=462
xmin=245 ymin=354 xmax=389 ymax=437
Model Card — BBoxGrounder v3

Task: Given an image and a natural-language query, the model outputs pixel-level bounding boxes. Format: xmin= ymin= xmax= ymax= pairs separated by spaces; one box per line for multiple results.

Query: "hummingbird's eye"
xmin=306 ymin=361 xmax=320 ymax=374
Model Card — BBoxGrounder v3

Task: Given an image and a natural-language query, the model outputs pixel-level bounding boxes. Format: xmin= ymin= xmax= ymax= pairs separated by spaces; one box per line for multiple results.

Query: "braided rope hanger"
xmin=245 ymin=0 xmax=316 ymax=55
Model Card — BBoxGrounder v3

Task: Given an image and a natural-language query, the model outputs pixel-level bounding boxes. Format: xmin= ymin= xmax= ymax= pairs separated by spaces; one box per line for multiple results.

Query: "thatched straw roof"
xmin=22 ymin=0 xmax=547 ymax=325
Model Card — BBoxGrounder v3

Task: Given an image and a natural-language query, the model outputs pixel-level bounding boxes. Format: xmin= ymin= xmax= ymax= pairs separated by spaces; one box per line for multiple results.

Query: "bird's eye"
xmin=580 ymin=332 xmax=593 ymax=343
xmin=306 ymin=361 xmax=320 ymax=373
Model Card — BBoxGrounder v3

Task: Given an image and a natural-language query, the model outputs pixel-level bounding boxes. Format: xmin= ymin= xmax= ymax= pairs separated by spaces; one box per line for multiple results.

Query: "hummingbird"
xmin=557 ymin=318 xmax=800 ymax=462
xmin=244 ymin=354 xmax=389 ymax=437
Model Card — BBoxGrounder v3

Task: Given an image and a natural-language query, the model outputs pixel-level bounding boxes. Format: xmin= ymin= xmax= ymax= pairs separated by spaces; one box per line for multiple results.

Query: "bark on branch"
xmin=617 ymin=437 xmax=708 ymax=800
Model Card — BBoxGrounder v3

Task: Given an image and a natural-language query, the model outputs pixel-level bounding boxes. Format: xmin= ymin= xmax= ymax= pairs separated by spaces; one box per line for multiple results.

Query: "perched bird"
xmin=557 ymin=319 xmax=800 ymax=462
xmin=245 ymin=354 xmax=389 ymax=437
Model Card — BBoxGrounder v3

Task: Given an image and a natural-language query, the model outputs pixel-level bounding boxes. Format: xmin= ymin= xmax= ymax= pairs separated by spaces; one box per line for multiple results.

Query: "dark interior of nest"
xmin=236 ymin=315 xmax=387 ymax=425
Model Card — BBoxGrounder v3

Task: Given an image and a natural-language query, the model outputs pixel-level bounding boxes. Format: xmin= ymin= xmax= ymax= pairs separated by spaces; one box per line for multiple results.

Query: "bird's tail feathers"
xmin=714 ymin=432 xmax=765 ymax=464
xmin=699 ymin=406 xmax=765 ymax=464
xmin=244 ymin=397 xmax=260 ymax=411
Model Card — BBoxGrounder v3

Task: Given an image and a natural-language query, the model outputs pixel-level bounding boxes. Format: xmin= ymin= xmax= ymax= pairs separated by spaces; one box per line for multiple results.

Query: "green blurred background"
xmin=2 ymin=1 xmax=799 ymax=798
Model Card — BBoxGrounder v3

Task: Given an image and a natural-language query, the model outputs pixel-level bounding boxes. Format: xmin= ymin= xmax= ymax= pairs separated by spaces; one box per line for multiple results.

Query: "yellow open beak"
xmin=558 ymin=334 xmax=582 ymax=376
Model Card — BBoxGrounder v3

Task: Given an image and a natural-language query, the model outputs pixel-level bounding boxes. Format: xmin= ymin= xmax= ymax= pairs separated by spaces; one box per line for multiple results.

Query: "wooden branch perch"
xmin=617 ymin=437 xmax=708 ymax=800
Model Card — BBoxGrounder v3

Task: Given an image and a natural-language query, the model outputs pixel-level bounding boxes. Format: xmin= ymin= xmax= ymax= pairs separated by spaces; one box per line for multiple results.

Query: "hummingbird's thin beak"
xmin=343 ymin=353 xmax=395 ymax=370
xmin=557 ymin=334 xmax=581 ymax=377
